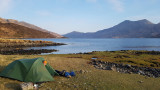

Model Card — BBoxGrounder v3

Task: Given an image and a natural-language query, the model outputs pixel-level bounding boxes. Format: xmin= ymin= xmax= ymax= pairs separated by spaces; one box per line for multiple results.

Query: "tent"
xmin=0 ymin=57 xmax=59 ymax=83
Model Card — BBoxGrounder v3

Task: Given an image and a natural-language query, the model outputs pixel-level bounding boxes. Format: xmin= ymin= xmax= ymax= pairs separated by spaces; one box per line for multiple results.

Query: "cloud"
xmin=107 ymin=0 xmax=124 ymax=12
xmin=0 ymin=0 xmax=13 ymax=14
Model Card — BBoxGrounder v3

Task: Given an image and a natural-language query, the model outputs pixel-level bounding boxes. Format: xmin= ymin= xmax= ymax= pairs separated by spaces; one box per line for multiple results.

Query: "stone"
xmin=111 ymin=66 xmax=117 ymax=71
xmin=106 ymin=66 xmax=112 ymax=70
xmin=138 ymin=81 xmax=144 ymax=83
xmin=20 ymin=82 xmax=34 ymax=90
xmin=74 ymin=85 xmax=78 ymax=88
xmin=99 ymin=64 xmax=103 ymax=68
xmin=80 ymin=70 xmax=85 ymax=74
xmin=126 ymin=64 xmax=131 ymax=68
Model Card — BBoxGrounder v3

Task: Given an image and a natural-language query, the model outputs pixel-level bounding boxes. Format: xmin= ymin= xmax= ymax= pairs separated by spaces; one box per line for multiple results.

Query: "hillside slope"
xmin=0 ymin=22 xmax=59 ymax=38
xmin=0 ymin=18 xmax=64 ymax=38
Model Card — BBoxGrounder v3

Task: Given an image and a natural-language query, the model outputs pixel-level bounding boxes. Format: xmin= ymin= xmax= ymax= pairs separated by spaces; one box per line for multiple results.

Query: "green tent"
xmin=0 ymin=57 xmax=59 ymax=83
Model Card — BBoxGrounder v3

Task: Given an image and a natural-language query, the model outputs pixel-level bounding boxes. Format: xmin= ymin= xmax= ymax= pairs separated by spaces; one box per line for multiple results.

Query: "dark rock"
xmin=0 ymin=49 xmax=57 ymax=55
xmin=90 ymin=60 xmax=160 ymax=78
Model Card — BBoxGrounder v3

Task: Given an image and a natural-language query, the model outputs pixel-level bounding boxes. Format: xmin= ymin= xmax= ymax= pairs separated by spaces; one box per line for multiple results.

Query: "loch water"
xmin=26 ymin=38 xmax=160 ymax=54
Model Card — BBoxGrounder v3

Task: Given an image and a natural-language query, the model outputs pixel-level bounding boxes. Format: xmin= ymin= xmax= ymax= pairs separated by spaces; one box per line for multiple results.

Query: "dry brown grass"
xmin=0 ymin=38 xmax=53 ymax=43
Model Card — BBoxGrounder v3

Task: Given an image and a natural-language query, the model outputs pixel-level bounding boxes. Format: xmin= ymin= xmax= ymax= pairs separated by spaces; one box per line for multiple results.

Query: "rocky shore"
xmin=0 ymin=49 xmax=57 ymax=55
xmin=91 ymin=59 xmax=160 ymax=78
xmin=0 ymin=39 xmax=66 ymax=55
xmin=0 ymin=42 xmax=65 ymax=48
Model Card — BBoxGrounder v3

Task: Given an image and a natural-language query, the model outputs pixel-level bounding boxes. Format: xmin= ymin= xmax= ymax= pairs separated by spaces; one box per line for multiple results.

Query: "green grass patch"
xmin=51 ymin=50 xmax=160 ymax=68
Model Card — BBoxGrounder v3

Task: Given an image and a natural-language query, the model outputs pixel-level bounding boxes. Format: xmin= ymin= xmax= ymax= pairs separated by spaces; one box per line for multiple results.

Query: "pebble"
xmin=138 ymin=81 xmax=144 ymax=83
xmin=74 ymin=85 xmax=78 ymax=88
xmin=80 ymin=70 xmax=85 ymax=74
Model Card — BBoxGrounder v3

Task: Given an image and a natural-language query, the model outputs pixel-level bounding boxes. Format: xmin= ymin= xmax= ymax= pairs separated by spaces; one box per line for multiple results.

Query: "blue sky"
xmin=0 ymin=0 xmax=160 ymax=34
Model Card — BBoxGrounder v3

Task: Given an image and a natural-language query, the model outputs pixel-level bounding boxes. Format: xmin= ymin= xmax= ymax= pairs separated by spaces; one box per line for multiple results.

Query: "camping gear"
xmin=61 ymin=70 xmax=66 ymax=76
xmin=55 ymin=70 xmax=75 ymax=77
xmin=55 ymin=70 xmax=72 ymax=78
xmin=70 ymin=71 xmax=76 ymax=76
xmin=64 ymin=72 xmax=71 ymax=78
xmin=55 ymin=70 xmax=66 ymax=76
xmin=0 ymin=57 xmax=59 ymax=83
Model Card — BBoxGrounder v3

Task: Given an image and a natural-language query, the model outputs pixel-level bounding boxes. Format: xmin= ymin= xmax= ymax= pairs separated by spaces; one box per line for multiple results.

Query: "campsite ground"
xmin=0 ymin=51 xmax=160 ymax=90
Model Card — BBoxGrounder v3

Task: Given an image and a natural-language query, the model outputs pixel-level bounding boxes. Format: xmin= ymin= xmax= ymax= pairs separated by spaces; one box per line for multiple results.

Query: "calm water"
xmin=26 ymin=38 xmax=160 ymax=54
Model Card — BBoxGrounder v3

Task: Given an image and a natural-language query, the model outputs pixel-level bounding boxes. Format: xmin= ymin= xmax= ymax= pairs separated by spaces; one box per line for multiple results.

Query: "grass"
xmin=0 ymin=50 xmax=160 ymax=90
xmin=0 ymin=38 xmax=62 ymax=49
xmin=0 ymin=38 xmax=53 ymax=44
xmin=51 ymin=50 xmax=160 ymax=68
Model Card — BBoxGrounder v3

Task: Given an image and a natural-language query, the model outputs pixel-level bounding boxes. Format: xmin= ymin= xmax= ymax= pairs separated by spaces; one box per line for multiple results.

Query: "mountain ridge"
xmin=64 ymin=19 xmax=160 ymax=38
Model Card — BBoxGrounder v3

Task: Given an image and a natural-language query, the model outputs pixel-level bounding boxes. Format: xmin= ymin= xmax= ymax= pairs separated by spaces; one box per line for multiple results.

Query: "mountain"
xmin=64 ymin=19 xmax=160 ymax=38
xmin=0 ymin=17 xmax=64 ymax=38
xmin=64 ymin=31 xmax=93 ymax=38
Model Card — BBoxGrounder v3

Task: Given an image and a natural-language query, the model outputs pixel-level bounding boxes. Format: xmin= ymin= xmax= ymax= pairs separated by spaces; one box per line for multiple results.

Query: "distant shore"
xmin=0 ymin=38 xmax=66 ymax=55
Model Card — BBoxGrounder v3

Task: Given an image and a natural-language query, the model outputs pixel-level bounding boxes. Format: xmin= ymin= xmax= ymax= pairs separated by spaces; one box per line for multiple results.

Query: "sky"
xmin=0 ymin=0 xmax=160 ymax=35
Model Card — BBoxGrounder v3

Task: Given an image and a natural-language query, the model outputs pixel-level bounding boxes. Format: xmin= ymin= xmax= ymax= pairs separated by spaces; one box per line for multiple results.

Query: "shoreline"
xmin=0 ymin=38 xmax=66 ymax=55
xmin=0 ymin=49 xmax=57 ymax=55
xmin=0 ymin=38 xmax=66 ymax=48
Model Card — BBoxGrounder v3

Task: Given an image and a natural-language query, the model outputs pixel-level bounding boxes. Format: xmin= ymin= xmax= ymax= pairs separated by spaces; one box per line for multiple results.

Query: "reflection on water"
xmin=26 ymin=38 xmax=160 ymax=54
